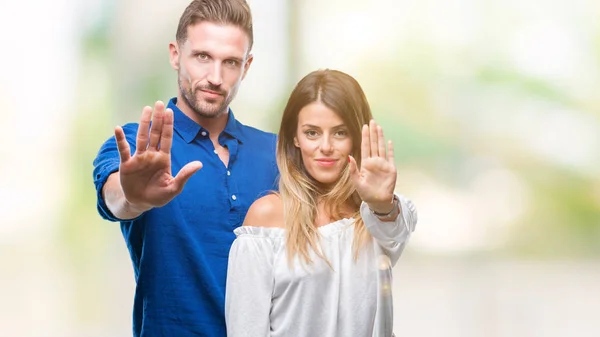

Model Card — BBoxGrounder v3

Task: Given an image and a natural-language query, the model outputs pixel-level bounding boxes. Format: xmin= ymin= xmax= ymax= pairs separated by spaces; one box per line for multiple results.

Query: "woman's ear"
xmin=293 ymin=137 xmax=300 ymax=147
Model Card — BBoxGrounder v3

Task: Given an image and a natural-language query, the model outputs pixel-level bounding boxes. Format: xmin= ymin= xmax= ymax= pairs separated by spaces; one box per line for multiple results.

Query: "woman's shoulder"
xmin=242 ymin=193 xmax=284 ymax=229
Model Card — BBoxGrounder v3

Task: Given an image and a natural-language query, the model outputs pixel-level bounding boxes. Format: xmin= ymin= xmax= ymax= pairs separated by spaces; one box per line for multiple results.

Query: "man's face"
xmin=170 ymin=21 xmax=253 ymax=119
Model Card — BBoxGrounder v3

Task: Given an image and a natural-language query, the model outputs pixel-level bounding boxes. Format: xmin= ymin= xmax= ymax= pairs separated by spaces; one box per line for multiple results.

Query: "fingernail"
xmin=348 ymin=156 xmax=351 ymax=163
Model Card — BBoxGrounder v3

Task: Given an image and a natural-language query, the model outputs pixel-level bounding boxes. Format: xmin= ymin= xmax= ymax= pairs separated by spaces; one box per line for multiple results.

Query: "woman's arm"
xmin=225 ymin=233 xmax=275 ymax=336
xmin=361 ymin=194 xmax=418 ymax=266
xmin=225 ymin=195 xmax=283 ymax=336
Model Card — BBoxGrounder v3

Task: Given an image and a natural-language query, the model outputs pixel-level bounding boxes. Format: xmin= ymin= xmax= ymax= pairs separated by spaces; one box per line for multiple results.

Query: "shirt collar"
xmin=168 ymin=97 xmax=245 ymax=144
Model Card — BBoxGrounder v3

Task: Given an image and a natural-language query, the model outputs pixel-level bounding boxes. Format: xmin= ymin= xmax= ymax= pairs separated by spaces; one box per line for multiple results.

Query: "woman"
xmin=225 ymin=69 xmax=417 ymax=337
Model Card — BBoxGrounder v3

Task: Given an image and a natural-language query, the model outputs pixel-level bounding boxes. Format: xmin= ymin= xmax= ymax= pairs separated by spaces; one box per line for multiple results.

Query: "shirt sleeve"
xmin=225 ymin=227 xmax=278 ymax=337
xmin=92 ymin=123 xmax=139 ymax=222
xmin=270 ymin=135 xmax=280 ymax=192
xmin=360 ymin=194 xmax=418 ymax=266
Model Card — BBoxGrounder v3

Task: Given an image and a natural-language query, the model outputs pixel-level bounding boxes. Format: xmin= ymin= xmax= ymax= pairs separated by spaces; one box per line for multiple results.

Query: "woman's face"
xmin=294 ymin=102 xmax=353 ymax=186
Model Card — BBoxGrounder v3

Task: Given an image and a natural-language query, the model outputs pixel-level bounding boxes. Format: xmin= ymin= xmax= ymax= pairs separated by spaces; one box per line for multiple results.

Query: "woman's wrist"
xmin=368 ymin=195 xmax=399 ymax=217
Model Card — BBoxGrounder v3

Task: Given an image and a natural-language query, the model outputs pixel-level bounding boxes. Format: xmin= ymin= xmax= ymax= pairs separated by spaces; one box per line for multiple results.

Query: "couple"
xmin=92 ymin=0 xmax=417 ymax=336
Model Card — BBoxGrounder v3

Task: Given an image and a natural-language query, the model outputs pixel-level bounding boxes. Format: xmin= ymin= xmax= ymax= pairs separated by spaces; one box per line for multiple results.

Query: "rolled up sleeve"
xmin=92 ymin=123 xmax=138 ymax=222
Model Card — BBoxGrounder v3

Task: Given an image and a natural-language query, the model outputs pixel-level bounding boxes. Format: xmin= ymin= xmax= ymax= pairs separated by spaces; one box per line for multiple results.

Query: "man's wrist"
xmin=124 ymin=199 xmax=152 ymax=215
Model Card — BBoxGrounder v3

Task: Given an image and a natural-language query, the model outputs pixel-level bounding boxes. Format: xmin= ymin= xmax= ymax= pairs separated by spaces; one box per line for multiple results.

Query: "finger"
xmin=160 ymin=108 xmax=174 ymax=154
xmin=369 ymin=119 xmax=378 ymax=158
xmin=361 ymin=124 xmax=369 ymax=163
xmin=136 ymin=106 xmax=152 ymax=154
xmin=115 ymin=125 xmax=131 ymax=163
xmin=387 ymin=140 xmax=395 ymax=166
xmin=377 ymin=125 xmax=386 ymax=159
xmin=172 ymin=161 xmax=203 ymax=193
xmin=148 ymin=101 xmax=165 ymax=151
xmin=348 ymin=155 xmax=360 ymax=186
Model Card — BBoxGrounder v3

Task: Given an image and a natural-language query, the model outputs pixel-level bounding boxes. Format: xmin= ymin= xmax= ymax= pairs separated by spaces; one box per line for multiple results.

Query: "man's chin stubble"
xmin=191 ymin=103 xmax=226 ymax=119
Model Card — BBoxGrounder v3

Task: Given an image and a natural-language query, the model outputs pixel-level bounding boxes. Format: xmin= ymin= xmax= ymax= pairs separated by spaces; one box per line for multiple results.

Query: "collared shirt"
xmin=93 ymin=98 xmax=279 ymax=337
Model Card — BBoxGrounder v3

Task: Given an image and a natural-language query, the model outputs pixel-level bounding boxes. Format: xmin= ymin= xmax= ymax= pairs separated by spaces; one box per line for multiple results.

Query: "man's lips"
xmin=200 ymin=89 xmax=223 ymax=96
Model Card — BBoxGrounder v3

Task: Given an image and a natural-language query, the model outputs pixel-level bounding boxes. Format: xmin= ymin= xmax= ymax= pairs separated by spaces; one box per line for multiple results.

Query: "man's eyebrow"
xmin=190 ymin=49 xmax=209 ymax=54
xmin=189 ymin=49 xmax=245 ymax=62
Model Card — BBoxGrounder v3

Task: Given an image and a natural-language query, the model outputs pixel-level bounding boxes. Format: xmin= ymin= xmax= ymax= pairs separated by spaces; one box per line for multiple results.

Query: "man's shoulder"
xmin=121 ymin=122 xmax=140 ymax=133
xmin=236 ymin=122 xmax=277 ymax=142
xmin=97 ymin=123 xmax=139 ymax=150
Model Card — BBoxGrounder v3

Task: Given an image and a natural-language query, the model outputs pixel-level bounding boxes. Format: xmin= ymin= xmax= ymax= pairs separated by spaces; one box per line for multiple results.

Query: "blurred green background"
xmin=1 ymin=0 xmax=599 ymax=336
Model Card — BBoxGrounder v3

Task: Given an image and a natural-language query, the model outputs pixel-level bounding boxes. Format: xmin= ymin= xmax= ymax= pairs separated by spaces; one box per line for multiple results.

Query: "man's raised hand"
xmin=115 ymin=101 xmax=202 ymax=212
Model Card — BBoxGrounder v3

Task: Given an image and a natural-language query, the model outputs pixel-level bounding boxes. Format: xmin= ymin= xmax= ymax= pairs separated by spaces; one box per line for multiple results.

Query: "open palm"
xmin=115 ymin=101 xmax=202 ymax=211
xmin=349 ymin=120 xmax=397 ymax=211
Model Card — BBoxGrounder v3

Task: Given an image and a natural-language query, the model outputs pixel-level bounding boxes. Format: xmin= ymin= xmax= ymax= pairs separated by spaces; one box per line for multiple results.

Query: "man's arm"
xmin=102 ymin=172 xmax=151 ymax=220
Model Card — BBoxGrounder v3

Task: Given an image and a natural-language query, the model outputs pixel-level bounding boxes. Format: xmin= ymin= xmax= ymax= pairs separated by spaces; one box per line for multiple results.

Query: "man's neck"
xmin=176 ymin=95 xmax=229 ymax=138
xmin=196 ymin=113 xmax=229 ymax=140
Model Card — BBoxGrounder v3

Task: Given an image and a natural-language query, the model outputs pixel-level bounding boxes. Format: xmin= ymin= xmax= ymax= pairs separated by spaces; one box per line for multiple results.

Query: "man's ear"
xmin=169 ymin=42 xmax=180 ymax=71
xmin=241 ymin=54 xmax=254 ymax=80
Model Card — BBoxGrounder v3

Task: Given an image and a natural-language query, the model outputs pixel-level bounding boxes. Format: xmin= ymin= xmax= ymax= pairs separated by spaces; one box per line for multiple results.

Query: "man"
xmin=92 ymin=1 xmax=279 ymax=336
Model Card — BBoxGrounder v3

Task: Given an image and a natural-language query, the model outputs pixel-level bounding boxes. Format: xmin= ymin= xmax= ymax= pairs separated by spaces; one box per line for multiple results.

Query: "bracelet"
xmin=370 ymin=195 xmax=399 ymax=217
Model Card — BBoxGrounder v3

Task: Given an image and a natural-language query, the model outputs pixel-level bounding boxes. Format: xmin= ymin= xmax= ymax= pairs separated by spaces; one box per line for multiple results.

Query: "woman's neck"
xmin=315 ymin=199 xmax=357 ymax=227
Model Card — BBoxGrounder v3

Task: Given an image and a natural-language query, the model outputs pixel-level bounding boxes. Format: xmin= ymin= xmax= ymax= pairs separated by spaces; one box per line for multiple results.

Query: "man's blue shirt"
xmin=93 ymin=98 xmax=279 ymax=337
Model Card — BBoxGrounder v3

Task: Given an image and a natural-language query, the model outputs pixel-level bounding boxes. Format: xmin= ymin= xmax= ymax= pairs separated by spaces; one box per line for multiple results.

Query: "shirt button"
xmin=231 ymin=195 xmax=237 ymax=201
xmin=227 ymin=171 xmax=231 ymax=176
xmin=201 ymin=131 xmax=207 ymax=136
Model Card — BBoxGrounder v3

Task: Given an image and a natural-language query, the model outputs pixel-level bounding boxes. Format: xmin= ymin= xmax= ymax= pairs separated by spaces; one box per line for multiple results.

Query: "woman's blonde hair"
xmin=277 ymin=69 xmax=374 ymax=267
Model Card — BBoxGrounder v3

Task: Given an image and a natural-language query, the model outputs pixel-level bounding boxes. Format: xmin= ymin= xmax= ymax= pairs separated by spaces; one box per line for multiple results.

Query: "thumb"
xmin=172 ymin=161 xmax=203 ymax=192
xmin=348 ymin=155 xmax=360 ymax=185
